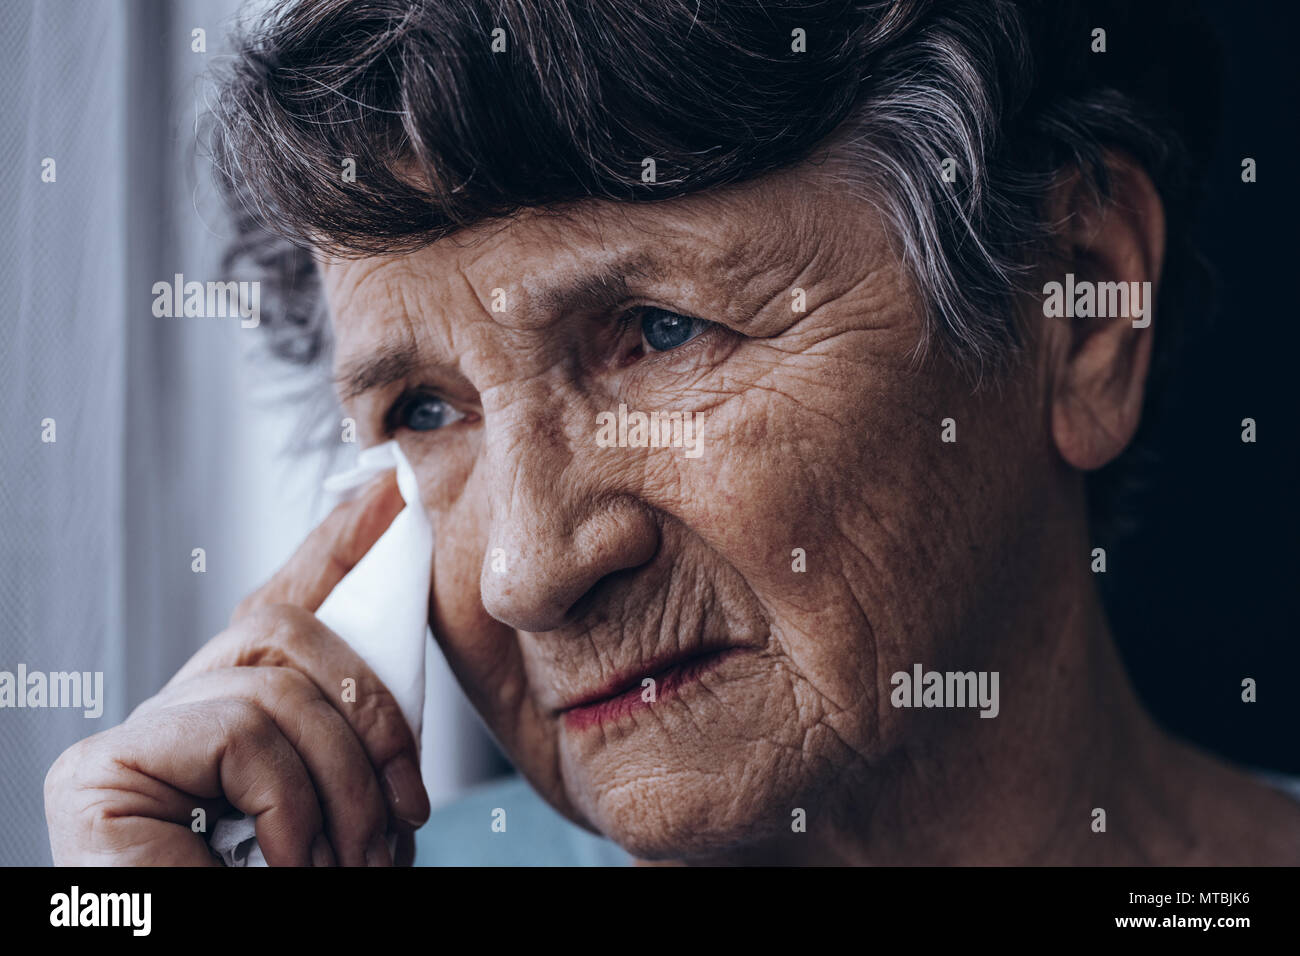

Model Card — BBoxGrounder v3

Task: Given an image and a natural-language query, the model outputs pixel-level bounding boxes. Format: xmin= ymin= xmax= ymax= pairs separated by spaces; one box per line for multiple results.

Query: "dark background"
xmin=1107 ymin=2 xmax=1298 ymax=773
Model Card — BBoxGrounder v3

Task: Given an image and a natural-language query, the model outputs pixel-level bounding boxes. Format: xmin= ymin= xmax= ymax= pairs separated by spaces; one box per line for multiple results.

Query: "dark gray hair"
xmin=210 ymin=0 xmax=1222 ymax=538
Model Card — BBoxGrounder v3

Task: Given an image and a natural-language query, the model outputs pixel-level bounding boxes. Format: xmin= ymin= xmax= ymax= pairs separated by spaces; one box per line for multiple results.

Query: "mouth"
xmin=558 ymin=646 xmax=742 ymax=731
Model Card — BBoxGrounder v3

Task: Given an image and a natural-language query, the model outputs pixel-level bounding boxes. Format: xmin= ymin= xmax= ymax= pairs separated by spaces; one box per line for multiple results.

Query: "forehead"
xmin=319 ymin=164 xmax=856 ymax=342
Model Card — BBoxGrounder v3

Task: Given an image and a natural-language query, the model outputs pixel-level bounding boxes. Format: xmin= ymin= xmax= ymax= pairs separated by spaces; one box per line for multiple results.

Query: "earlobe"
xmin=1046 ymin=152 xmax=1165 ymax=472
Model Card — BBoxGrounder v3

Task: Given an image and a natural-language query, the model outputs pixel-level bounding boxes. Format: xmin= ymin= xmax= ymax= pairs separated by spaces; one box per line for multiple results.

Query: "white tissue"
xmin=208 ymin=441 xmax=432 ymax=866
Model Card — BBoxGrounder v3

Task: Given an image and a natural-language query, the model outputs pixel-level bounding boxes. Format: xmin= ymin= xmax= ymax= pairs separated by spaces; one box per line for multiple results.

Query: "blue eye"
xmin=393 ymin=392 xmax=465 ymax=432
xmin=639 ymin=307 xmax=711 ymax=352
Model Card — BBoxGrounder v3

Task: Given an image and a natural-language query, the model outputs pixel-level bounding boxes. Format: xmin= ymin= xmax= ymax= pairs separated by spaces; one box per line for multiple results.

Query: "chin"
xmin=553 ymin=665 xmax=826 ymax=861
xmin=572 ymin=767 xmax=798 ymax=862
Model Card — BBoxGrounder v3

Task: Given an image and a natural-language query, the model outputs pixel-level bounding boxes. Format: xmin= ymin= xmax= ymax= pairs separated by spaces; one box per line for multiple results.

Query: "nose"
xmin=476 ymin=400 xmax=660 ymax=633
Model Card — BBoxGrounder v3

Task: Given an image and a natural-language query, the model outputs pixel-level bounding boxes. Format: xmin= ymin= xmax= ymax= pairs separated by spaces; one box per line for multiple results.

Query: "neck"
xmin=850 ymin=576 xmax=1176 ymax=864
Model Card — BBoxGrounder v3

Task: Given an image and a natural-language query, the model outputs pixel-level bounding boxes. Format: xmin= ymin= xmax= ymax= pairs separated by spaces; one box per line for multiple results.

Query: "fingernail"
xmin=311 ymin=834 xmax=336 ymax=868
xmin=366 ymin=833 xmax=393 ymax=867
xmin=382 ymin=755 xmax=430 ymax=825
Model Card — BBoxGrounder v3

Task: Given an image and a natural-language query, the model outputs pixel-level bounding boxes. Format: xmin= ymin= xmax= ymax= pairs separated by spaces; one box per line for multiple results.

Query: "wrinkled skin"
xmin=46 ymin=161 xmax=1300 ymax=865
xmin=319 ymin=161 xmax=1300 ymax=864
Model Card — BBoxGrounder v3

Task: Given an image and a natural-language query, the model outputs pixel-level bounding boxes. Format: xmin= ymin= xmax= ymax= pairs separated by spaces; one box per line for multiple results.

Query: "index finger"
xmin=233 ymin=469 xmax=404 ymax=622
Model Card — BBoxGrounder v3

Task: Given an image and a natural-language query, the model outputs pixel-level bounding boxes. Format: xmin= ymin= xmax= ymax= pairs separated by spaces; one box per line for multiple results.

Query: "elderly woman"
xmin=45 ymin=0 xmax=1300 ymax=866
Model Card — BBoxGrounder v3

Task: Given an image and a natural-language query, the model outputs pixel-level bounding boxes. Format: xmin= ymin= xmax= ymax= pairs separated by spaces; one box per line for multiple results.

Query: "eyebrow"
xmin=535 ymin=252 xmax=656 ymax=314
xmin=335 ymin=340 xmax=423 ymax=403
xmin=334 ymin=252 xmax=662 ymax=402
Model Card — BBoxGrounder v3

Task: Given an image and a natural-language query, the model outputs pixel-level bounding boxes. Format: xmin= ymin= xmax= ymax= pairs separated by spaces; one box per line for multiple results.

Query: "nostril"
xmin=564 ymin=561 xmax=654 ymax=624
xmin=479 ymin=576 xmax=582 ymax=633
xmin=479 ymin=505 xmax=660 ymax=633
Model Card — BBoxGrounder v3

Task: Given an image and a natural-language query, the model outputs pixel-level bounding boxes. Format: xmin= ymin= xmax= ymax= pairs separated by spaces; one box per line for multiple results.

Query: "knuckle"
xmin=349 ymin=688 xmax=411 ymax=761
xmin=294 ymin=695 xmax=343 ymax=745
xmin=216 ymin=697 xmax=280 ymax=750
xmin=225 ymin=604 xmax=323 ymax=667
xmin=44 ymin=741 xmax=83 ymax=798
xmin=44 ymin=731 xmax=110 ymax=794
xmin=240 ymin=603 xmax=309 ymax=639
xmin=261 ymin=605 xmax=324 ymax=656
xmin=230 ymin=593 xmax=258 ymax=624
xmin=251 ymin=665 xmax=317 ymax=706
xmin=261 ymin=602 xmax=320 ymax=633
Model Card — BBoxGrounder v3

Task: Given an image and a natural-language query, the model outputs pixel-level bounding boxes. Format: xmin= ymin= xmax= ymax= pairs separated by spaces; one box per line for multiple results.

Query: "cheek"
xmin=427 ymin=515 xmax=486 ymax=641
xmin=406 ymin=435 xmax=480 ymax=627
xmin=637 ymin=344 xmax=910 ymax=609
xmin=398 ymin=429 xmax=478 ymax=514
xmin=658 ymin=347 xmax=1011 ymax=721
xmin=413 ymin=438 xmax=518 ymax=696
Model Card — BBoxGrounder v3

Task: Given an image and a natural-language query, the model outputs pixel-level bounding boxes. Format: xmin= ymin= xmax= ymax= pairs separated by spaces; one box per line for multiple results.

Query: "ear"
xmin=1044 ymin=152 xmax=1165 ymax=471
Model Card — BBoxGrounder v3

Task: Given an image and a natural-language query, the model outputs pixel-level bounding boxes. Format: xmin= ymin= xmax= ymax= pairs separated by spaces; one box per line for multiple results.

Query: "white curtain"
xmin=0 ymin=0 xmax=499 ymax=866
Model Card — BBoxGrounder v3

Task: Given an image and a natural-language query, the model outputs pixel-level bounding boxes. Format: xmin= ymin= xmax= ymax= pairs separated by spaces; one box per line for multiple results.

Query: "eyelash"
xmin=384 ymin=388 xmax=466 ymax=435
xmin=619 ymin=305 xmax=718 ymax=358
xmin=383 ymin=307 xmax=720 ymax=433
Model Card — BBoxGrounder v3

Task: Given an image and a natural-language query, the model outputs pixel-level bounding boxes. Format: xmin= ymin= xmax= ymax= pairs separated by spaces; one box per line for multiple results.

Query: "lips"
xmin=558 ymin=647 xmax=740 ymax=731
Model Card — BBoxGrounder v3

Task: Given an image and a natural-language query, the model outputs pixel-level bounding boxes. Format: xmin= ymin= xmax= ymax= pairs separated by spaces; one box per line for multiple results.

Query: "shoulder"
xmin=413 ymin=775 xmax=632 ymax=867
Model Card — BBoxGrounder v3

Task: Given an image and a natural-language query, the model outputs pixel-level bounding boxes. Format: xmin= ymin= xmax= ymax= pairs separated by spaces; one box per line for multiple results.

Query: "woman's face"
xmin=320 ymin=165 xmax=1051 ymax=860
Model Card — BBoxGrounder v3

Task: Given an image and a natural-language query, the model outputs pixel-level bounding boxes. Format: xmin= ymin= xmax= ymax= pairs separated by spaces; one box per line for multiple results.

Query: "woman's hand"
xmin=44 ymin=472 xmax=430 ymax=866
